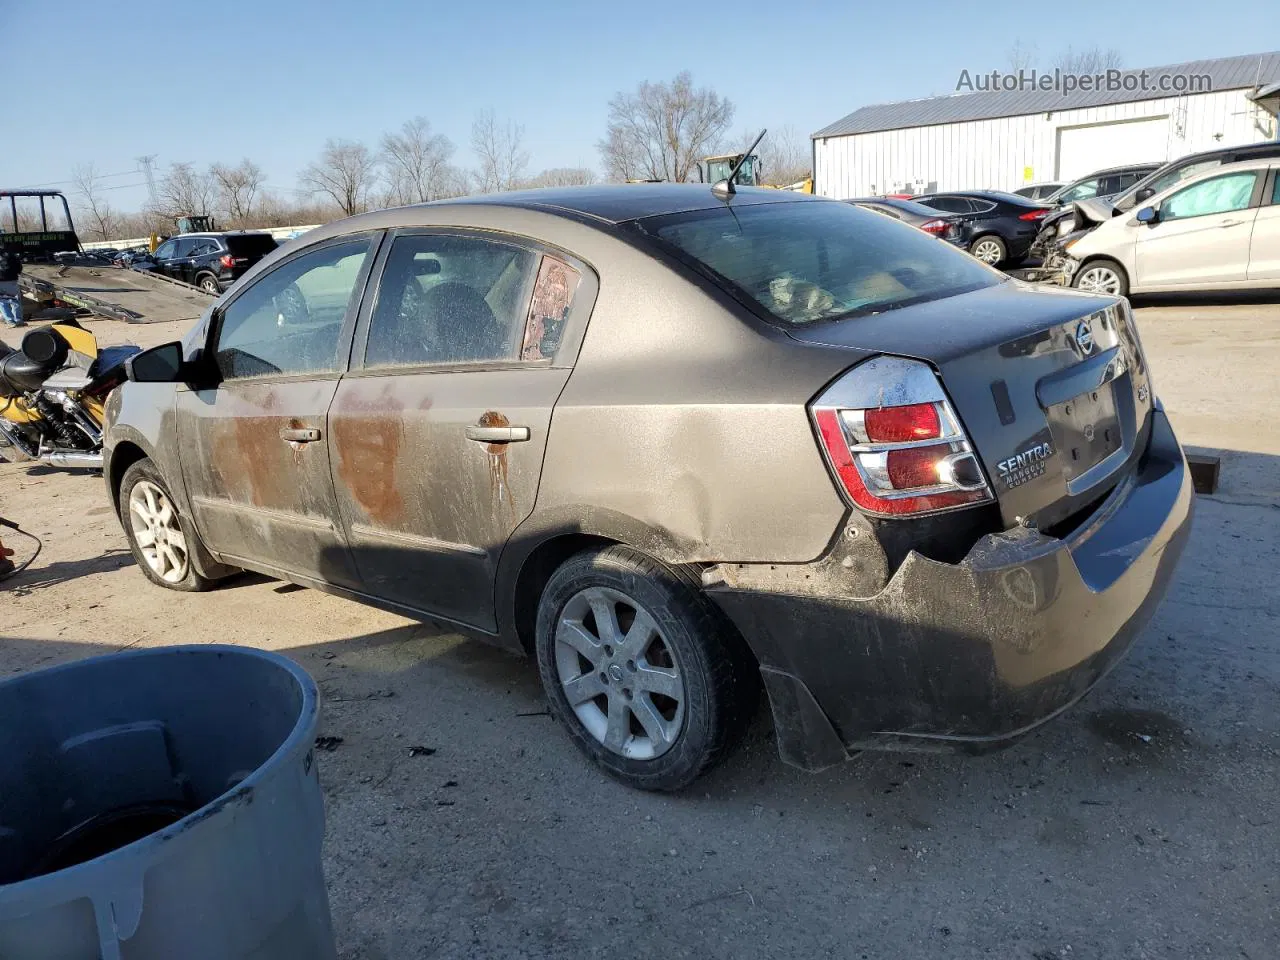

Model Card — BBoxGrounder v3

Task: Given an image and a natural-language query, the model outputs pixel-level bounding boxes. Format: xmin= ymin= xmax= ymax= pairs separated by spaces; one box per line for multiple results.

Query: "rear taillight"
xmin=219 ymin=254 xmax=235 ymax=268
xmin=1019 ymin=209 xmax=1050 ymax=221
xmin=920 ymin=219 xmax=948 ymax=236
xmin=810 ymin=356 xmax=992 ymax=517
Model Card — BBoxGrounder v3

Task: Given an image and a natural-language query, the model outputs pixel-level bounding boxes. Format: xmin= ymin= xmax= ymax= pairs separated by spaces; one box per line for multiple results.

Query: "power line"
xmin=13 ymin=169 xmax=141 ymax=190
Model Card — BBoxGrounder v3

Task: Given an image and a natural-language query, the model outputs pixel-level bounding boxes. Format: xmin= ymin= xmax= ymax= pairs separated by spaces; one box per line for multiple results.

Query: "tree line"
xmin=67 ymin=75 xmax=812 ymax=242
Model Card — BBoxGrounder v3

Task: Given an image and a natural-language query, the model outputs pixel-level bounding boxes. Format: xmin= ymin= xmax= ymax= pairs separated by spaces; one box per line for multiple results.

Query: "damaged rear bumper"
xmin=706 ymin=408 xmax=1193 ymax=771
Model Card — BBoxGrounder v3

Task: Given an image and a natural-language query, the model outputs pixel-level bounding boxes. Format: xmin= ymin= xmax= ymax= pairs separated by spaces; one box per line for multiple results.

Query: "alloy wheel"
xmin=553 ymin=586 xmax=685 ymax=760
xmin=1076 ymin=266 xmax=1122 ymax=295
xmin=972 ymin=238 xmax=1004 ymax=264
xmin=200 ymin=276 xmax=219 ymax=295
xmin=128 ymin=480 xmax=190 ymax=584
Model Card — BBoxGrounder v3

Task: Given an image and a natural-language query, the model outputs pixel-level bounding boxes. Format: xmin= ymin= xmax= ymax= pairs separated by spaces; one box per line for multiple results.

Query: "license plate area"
xmin=1051 ymin=386 xmax=1121 ymax=486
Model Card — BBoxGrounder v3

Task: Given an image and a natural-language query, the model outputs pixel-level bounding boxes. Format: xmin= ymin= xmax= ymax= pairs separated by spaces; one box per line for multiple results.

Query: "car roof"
xmin=1144 ymin=156 xmax=1279 ymax=204
xmin=435 ymin=183 xmax=824 ymax=224
xmin=1070 ymin=163 xmax=1160 ymax=179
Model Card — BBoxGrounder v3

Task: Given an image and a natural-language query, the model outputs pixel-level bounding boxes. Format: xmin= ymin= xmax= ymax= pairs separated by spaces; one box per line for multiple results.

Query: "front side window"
xmin=1271 ymin=172 xmax=1280 ymax=205
xmin=644 ymin=200 xmax=1000 ymax=326
xmin=364 ymin=234 xmax=539 ymax=367
xmin=1057 ymin=179 xmax=1100 ymax=203
xmin=153 ymin=240 xmax=177 ymax=259
xmin=214 ymin=238 xmax=371 ymax=380
xmin=1162 ymin=172 xmax=1258 ymax=221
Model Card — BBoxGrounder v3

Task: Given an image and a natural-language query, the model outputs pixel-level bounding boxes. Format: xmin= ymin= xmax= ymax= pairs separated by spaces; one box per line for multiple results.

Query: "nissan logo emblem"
xmin=1075 ymin=320 xmax=1095 ymax=355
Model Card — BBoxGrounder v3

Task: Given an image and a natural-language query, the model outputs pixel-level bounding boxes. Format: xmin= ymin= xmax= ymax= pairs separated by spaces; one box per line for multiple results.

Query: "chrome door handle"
xmin=1219 ymin=219 xmax=1244 ymax=227
xmin=280 ymin=427 xmax=321 ymax=443
xmin=465 ymin=425 xmax=530 ymax=443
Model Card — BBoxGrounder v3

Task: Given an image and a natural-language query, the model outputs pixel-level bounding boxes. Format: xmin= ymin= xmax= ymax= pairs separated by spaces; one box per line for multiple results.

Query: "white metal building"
xmin=813 ymin=52 xmax=1280 ymax=198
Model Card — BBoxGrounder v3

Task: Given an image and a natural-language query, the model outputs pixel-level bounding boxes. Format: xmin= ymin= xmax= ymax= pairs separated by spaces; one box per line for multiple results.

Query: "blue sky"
xmin=5 ymin=0 xmax=1277 ymax=212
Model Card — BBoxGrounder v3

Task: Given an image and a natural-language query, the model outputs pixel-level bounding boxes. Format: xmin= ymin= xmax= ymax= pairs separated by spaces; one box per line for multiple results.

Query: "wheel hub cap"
xmin=127 ymin=480 xmax=190 ymax=584
xmin=554 ymin=586 xmax=686 ymax=761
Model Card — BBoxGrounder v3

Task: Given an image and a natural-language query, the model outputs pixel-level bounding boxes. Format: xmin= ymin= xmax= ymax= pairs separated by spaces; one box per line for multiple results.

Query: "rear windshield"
xmin=642 ymin=200 xmax=1000 ymax=326
xmin=226 ymin=234 xmax=278 ymax=257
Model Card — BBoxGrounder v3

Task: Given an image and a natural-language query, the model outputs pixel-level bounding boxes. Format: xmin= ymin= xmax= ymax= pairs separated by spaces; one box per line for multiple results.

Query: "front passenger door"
xmin=1136 ymin=170 xmax=1261 ymax=287
xmin=176 ymin=235 xmax=379 ymax=586
xmin=329 ymin=230 xmax=593 ymax=630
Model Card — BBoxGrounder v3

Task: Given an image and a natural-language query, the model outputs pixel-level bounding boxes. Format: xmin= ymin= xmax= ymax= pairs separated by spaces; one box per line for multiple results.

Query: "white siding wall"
xmin=814 ymin=89 xmax=1278 ymax=198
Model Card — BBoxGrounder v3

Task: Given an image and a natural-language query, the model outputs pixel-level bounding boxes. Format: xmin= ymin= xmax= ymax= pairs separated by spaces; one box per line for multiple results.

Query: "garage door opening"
xmin=1055 ymin=116 xmax=1171 ymax=181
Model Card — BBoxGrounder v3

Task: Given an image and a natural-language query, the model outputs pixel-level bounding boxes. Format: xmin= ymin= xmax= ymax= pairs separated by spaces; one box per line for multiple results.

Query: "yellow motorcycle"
xmin=0 ymin=320 xmax=139 ymax=469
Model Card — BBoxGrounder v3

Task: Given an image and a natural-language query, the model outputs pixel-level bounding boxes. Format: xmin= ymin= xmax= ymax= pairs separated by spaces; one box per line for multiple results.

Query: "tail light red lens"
xmin=920 ymin=219 xmax=948 ymax=236
xmin=219 ymin=254 xmax=235 ymax=268
xmin=1019 ymin=209 xmax=1050 ymax=221
xmin=810 ymin=356 xmax=992 ymax=517
xmin=864 ymin=403 xmax=940 ymax=443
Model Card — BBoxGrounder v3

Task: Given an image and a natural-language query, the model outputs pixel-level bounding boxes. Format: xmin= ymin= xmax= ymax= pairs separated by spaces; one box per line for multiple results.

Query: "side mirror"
xmin=1135 ymin=206 xmax=1159 ymax=225
xmin=1134 ymin=187 xmax=1155 ymax=204
xmin=125 ymin=341 xmax=184 ymax=383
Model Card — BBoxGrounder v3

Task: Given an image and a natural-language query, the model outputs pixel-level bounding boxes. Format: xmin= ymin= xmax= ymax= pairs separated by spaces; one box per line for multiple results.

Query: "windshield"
xmin=642 ymin=200 xmax=1001 ymax=326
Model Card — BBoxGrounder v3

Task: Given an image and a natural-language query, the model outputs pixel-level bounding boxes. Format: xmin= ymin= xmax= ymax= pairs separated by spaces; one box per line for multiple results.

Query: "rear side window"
xmin=1272 ymin=173 xmax=1280 ymax=205
xmin=644 ymin=200 xmax=1000 ymax=326
xmin=226 ymin=234 xmax=279 ymax=258
xmin=918 ymin=196 xmax=969 ymax=214
xmin=364 ymin=233 xmax=539 ymax=367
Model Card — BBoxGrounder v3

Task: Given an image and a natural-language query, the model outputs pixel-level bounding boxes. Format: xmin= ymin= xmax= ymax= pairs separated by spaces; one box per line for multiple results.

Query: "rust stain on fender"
xmin=334 ymin=387 xmax=406 ymax=524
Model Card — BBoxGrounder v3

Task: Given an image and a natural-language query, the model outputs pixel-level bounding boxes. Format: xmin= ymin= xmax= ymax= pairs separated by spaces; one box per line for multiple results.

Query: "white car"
xmin=1064 ymin=158 xmax=1280 ymax=296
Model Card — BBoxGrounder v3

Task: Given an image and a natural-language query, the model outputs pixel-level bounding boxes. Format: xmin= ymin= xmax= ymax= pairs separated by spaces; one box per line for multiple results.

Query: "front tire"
xmin=1072 ymin=258 xmax=1130 ymax=297
xmin=535 ymin=545 xmax=758 ymax=791
xmin=119 ymin=458 xmax=213 ymax=592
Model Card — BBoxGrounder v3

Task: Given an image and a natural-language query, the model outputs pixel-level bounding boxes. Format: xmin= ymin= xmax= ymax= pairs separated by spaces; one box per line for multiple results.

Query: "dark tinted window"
xmin=1272 ymin=174 xmax=1280 ymax=205
xmin=215 ymin=238 xmax=371 ymax=379
xmin=917 ymin=196 xmax=970 ymax=214
xmin=646 ymin=200 xmax=1000 ymax=326
xmin=364 ymin=234 xmax=539 ymax=367
xmin=153 ymin=239 xmax=177 ymax=259
xmin=226 ymin=234 xmax=279 ymax=258
xmin=189 ymin=239 xmax=220 ymax=257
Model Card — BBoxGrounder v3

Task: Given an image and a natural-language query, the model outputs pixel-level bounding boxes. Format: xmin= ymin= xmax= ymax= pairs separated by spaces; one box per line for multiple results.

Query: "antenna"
xmin=711 ymin=128 xmax=767 ymax=200
xmin=136 ymin=155 xmax=159 ymax=209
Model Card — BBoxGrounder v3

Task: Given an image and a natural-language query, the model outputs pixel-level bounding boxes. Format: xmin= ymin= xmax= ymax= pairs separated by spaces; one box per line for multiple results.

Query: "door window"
xmin=968 ymin=199 xmax=997 ymax=213
xmin=1162 ymin=172 xmax=1258 ymax=221
xmin=153 ymin=239 xmax=177 ymax=259
xmin=1057 ymin=179 xmax=1100 ymax=203
xmin=189 ymin=239 xmax=219 ymax=257
xmin=213 ymin=238 xmax=372 ymax=380
xmin=918 ymin=196 xmax=968 ymax=214
xmin=1272 ymin=173 xmax=1280 ymax=205
xmin=364 ymin=233 xmax=540 ymax=367
xmin=172 ymin=238 xmax=197 ymax=257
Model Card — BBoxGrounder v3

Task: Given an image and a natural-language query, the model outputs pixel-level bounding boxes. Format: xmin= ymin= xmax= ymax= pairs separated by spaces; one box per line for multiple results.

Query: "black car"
xmin=1046 ymin=163 xmax=1161 ymax=207
xmin=911 ymin=190 xmax=1052 ymax=266
xmin=846 ymin=197 xmax=969 ymax=247
xmin=148 ymin=232 xmax=279 ymax=294
xmin=1031 ymin=141 xmax=1280 ymax=258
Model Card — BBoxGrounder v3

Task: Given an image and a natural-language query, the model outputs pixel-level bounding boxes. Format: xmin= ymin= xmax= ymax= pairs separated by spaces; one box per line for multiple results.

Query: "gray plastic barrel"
xmin=0 ymin=645 xmax=336 ymax=960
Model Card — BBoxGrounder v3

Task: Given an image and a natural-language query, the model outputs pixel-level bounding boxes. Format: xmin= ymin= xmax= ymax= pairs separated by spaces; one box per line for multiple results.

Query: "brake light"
xmin=810 ymin=356 xmax=992 ymax=517
xmin=919 ymin=219 xmax=949 ymax=236
xmin=219 ymin=254 xmax=235 ymax=268
xmin=1019 ymin=209 xmax=1050 ymax=221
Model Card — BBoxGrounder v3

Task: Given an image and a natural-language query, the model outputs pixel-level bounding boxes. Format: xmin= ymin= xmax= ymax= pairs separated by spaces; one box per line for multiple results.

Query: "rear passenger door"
xmin=329 ymin=229 xmax=595 ymax=631
xmin=1247 ymin=166 xmax=1280 ymax=281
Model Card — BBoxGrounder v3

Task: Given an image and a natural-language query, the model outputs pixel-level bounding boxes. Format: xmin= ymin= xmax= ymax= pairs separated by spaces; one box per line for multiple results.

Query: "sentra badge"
xmin=997 ymin=432 xmax=1054 ymax=489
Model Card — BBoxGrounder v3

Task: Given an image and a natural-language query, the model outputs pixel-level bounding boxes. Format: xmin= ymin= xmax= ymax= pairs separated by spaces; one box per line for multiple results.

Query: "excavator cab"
xmin=174 ymin=215 xmax=217 ymax=234
xmin=700 ymin=153 xmax=761 ymax=187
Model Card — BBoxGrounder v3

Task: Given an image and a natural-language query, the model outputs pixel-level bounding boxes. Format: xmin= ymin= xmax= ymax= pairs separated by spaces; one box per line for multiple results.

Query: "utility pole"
xmin=136 ymin=155 xmax=159 ymax=210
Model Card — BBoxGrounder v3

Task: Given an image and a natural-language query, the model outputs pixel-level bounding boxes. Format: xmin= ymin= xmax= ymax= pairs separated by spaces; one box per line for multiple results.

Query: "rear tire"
xmin=118 ymin=458 xmax=213 ymax=592
xmin=534 ymin=545 xmax=758 ymax=791
xmin=195 ymin=273 xmax=220 ymax=296
xmin=1072 ymin=258 xmax=1129 ymax=297
xmin=969 ymin=234 xmax=1007 ymax=266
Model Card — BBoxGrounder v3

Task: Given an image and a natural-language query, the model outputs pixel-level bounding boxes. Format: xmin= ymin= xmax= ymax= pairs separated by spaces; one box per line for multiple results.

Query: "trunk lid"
xmin=789 ymin=280 xmax=1154 ymax=529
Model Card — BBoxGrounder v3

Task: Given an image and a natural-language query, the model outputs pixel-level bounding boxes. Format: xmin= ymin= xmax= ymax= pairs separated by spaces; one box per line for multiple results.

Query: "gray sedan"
xmin=106 ymin=184 xmax=1192 ymax=790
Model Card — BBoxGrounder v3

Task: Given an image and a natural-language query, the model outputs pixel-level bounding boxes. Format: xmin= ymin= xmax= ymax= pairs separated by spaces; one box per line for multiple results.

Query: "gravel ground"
xmin=1 ymin=295 xmax=1277 ymax=959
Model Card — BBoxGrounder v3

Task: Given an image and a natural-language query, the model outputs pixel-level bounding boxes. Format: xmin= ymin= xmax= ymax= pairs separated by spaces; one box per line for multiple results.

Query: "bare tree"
xmin=1007 ymin=39 xmax=1037 ymax=73
xmin=1057 ymin=46 xmax=1123 ymax=74
xmin=157 ymin=162 xmax=216 ymax=218
xmin=300 ymin=139 xmax=378 ymax=216
xmin=599 ymin=72 xmax=735 ymax=183
xmin=380 ymin=117 xmax=464 ymax=204
xmin=521 ymin=167 xmax=597 ymax=189
xmin=71 ymin=163 xmax=117 ymax=241
xmin=470 ymin=110 xmax=529 ymax=193
xmin=740 ymin=126 xmax=810 ymax=186
xmin=211 ymin=159 xmax=265 ymax=224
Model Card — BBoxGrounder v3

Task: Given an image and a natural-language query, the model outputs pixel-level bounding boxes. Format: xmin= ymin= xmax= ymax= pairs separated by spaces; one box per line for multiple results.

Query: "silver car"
xmin=106 ymin=185 xmax=1192 ymax=790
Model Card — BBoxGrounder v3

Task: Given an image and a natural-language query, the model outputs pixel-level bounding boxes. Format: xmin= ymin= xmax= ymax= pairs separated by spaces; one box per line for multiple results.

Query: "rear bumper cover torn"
xmin=707 ymin=408 xmax=1193 ymax=771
